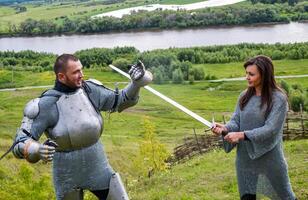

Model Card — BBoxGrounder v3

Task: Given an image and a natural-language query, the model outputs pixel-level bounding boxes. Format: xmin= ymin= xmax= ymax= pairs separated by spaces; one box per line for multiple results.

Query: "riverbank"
xmin=0 ymin=19 xmax=295 ymax=39
xmin=0 ymin=1 xmax=307 ymax=38
xmin=1 ymin=22 xmax=307 ymax=54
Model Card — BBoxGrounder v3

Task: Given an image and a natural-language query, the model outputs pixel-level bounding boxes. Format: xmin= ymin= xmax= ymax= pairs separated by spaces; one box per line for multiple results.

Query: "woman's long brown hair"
xmin=239 ymin=55 xmax=283 ymax=118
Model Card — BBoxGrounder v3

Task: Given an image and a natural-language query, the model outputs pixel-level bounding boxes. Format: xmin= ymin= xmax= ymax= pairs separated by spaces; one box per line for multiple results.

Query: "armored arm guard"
xmin=85 ymin=64 xmax=152 ymax=113
xmin=122 ymin=60 xmax=152 ymax=100
xmin=13 ymin=97 xmax=58 ymax=163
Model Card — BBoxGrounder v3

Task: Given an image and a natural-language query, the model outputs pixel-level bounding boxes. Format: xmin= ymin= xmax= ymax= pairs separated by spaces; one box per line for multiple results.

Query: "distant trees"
xmin=75 ymin=47 xmax=138 ymax=68
xmin=19 ymin=19 xmax=57 ymax=35
xmin=15 ymin=6 xmax=27 ymax=13
xmin=250 ymin=0 xmax=299 ymax=6
xmin=2 ymin=2 xmax=308 ymax=37
xmin=1 ymin=43 xmax=308 ymax=85
xmin=172 ymin=68 xmax=184 ymax=84
xmin=0 ymin=50 xmax=55 ymax=71
xmin=112 ymin=58 xmax=130 ymax=71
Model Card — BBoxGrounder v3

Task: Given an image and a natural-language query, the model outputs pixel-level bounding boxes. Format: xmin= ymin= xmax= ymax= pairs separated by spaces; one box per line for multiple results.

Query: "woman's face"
xmin=245 ymin=64 xmax=261 ymax=89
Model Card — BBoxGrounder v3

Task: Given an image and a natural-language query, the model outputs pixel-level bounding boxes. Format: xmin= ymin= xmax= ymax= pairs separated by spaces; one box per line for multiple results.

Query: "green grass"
xmin=131 ymin=140 xmax=308 ymax=200
xmin=0 ymin=0 xmax=213 ymax=33
xmin=0 ymin=1 xmax=136 ymax=32
xmin=0 ymin=58 xmax=307 ymax=199
xmin=0 ymin=68 xmax=127 ymax=89
xmin=196 ymin=59 xmax=308 ymax=79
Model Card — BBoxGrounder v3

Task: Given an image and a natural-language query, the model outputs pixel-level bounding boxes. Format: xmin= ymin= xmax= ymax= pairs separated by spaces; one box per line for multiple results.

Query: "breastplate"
xmin=49 ymin=89 xmax=103 ymax=151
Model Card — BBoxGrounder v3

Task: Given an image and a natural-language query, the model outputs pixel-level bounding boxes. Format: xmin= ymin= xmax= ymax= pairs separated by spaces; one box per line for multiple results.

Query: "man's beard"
xmin=65 ymin=75 xmax=82 ymax=88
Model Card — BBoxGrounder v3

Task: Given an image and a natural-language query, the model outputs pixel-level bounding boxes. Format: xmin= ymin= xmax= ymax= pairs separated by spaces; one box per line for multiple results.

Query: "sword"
xmin=109 ymin=64 xmax=213 ymax=128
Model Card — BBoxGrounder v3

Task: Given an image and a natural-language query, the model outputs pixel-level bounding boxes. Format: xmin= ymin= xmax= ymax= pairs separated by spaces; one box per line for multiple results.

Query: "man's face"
xmin=58 ymin=60 xmax=84 ymax=88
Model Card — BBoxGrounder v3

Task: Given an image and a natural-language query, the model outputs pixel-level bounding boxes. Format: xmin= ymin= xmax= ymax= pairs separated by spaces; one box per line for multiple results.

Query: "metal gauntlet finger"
xmin=39 ymin=145 xmax=55 ymax=162
xmin=128 ymin=65 xmax=137 ymax=75
xmin=133 ymin=68 xmax=145 ymax=81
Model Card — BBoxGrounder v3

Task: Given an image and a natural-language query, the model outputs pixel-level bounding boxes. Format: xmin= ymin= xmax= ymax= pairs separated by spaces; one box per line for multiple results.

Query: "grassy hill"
xmin=0 ymin=59 xmax=307 ymax=199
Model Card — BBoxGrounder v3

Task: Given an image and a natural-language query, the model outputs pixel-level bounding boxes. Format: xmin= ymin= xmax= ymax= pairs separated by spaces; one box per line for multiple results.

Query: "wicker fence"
xmin=284 ymin=105 xmax=308 ymax=140
xmin=170 ymin=109 xmax=307 ymax=163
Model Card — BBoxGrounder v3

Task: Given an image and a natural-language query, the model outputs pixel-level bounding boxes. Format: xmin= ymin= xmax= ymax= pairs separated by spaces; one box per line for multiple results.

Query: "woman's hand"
xmin=224 ymin=132 xmax=245 ymax=144
xmin=211 ymin=123 xmax=227 ymax=136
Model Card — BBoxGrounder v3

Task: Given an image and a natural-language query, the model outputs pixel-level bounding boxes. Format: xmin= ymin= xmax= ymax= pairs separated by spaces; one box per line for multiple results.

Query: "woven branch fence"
xmin=170 ymin=109 xmax=307 ymax=163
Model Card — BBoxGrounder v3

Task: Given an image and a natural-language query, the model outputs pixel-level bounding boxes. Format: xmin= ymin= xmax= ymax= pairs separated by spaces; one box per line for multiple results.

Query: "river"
xmin=0 ymin=22 xmax=307 ymax=54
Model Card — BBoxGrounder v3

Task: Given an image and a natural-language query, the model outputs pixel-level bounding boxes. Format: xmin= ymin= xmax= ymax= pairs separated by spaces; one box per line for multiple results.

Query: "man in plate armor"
xmin=12 ymin=54 xmax=152 ymax=200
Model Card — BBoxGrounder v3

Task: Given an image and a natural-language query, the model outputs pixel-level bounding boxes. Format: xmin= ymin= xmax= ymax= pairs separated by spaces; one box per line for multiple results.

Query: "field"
xmin=0 ymin=0 xmax=214 ymax=33
xmin=0 ymin=59 xmax=307 ymax=199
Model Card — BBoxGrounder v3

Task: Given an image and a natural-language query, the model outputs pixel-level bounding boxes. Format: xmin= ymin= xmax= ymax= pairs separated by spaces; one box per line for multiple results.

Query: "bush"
xmin=205 ymin=74 xmax=217 ymax=80
xmin=280 ymin=80 xmax=290 ymax=96
xmin=112 ymin=58 xmax=130 ymax=71
xmin=133 ymin=117 xmax=169 ymax=177
xmin=153 ymin=69 xmax=165 ymax=84
xmin=271 ymin=50 xmax=285 ymax=60
xmin=172 ymin=68 xmax=184 ymax=84
xmin=190 ymin=66 xmax=205 ymax=80
xmin=188 ymin=75 xmax=195 ymax=84
xmin=290 ymin=90 xmax=305 ymax=112
xmin=291 ymin=84 xmax=303 ymax=92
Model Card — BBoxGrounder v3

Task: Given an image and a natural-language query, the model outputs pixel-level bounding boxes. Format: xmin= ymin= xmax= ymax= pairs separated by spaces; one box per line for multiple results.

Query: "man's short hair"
xmin=54 ymin=54 xmax=79 ymax=74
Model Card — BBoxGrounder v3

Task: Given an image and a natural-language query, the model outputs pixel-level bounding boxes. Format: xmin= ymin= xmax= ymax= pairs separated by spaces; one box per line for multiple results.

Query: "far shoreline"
xmin=1 ymin=20 xmax=305 ymax=39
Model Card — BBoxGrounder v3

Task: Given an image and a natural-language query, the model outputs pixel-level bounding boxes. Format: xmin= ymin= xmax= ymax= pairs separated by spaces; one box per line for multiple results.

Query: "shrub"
xmin=133 ymin=117 xmax=169 ymax=177
xmin=153 ymin=69 xmax=165 ymax=84
xmin=280 ymin=80 xmax=290 ymax=96
xmin=112 ymin=58 xmax=130 ymax=71
xmin=190 ymin=66 xmax=205 ymax=80
xmin=290 ymin=90 xmax=305 ymax=112
xmin=172 ymin=68 xmax=184 ymax=84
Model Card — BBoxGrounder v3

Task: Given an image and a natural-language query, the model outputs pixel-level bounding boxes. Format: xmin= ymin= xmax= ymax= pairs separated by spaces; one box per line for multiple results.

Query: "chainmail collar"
xmin=54 ymin=79 xmax=80 ymax=93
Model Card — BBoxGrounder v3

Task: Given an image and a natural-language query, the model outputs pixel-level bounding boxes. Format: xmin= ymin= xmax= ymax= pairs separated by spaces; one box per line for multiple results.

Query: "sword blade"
xmin=109 ymin=64 xmax=213 ymax=128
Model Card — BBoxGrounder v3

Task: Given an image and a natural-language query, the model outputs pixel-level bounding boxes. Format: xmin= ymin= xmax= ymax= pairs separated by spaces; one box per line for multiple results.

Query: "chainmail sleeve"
xmin=84 ymin=79 xmax=139 ymax=112
xmin=223 ymin=92 xmax=245 ymax=153
xmin=244 ymin=93 xmax=288 ymax=160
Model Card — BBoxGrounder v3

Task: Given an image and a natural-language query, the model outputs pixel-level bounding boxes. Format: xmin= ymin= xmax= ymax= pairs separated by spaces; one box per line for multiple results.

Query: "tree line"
xmin=1 ymin=43 xmax=307 ymax=110
xmin=250 ymin=0 xmax=300 ymax=6
xmin=1 ymin=42 xmax=308 ymax=80
xmin=2 ymin=2 xmax=308 ymax=36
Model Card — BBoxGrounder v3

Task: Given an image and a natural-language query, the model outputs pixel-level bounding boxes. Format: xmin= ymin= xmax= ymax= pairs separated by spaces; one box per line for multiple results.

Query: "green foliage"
xmin=172 ymin=68 xmax=184 ymax=84
xmin=1 ymin=43 xmax=308 ymax=86
xmin=188 ymin=74 xmax=195 ymax=84
xmin=0 ymin=50 xmax=55 ymax=72
xmin=75 ymin=46 xmax=137 ymax=68
xmin=133 ymin=117 xmax=169 ymax=177
xmin=112 ymin=58 xmax=130 ymax=71
xmin=250 ymin=0 xmax=299 ymax=6
xmin=132 ymin=140 xmax=308 ymax=199
xmin=178 ymin=61 xmax=192 ymax=81
xmin=205 ymin=74 xmax=217 ymax=80
xmin=280 ymin=80 xmax=307 ymax=111
xmin=289 ymin=89 xmax=306 ymax=111
xmin=0 ymin=163 xmax=54 ymax=199
xmin=177 ymin=49 xmax=195 ymax=63
xmin=280 ymin=79 xmax=291 ymax=96
xmin=0 ymin=64 xmax=307 ymax=199
xmin=190 ymin=65 xmax=205 ymax=80
xmin=152 ymin=68 xmax=165 ymax=84
xmin=2 ymin=2 xmax=308 ymax=36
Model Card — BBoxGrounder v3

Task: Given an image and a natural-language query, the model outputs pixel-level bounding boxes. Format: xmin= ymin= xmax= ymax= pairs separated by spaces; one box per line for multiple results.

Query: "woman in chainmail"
xmin=212 ymin=55 xmax=296 ymax=200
